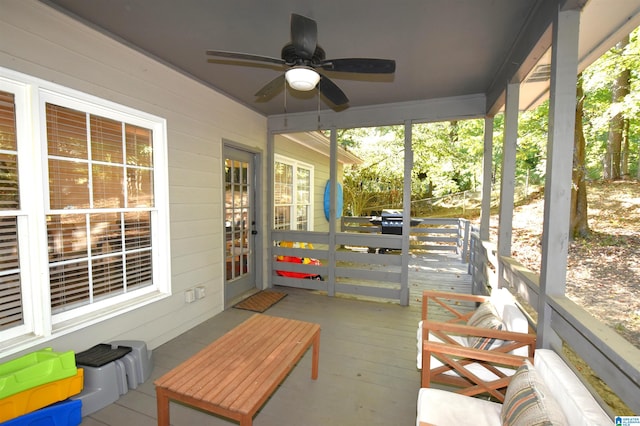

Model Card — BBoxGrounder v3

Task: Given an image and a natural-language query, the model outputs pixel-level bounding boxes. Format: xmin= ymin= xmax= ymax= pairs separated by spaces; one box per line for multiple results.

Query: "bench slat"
xmin=199 ymin=318 xmax=305 ymax=407
xmin=228 ymin=322 xmax=319 ymax=412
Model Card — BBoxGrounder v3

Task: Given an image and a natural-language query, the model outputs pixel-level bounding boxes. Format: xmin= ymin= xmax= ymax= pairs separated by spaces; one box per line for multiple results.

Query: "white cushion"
xmin=416 ymin=387 xmax=502 ymax=426
xmin=487 ymin=288 xmax=530 ymax=358
xmin=534 ymin=349 xmax=613 ymax=426
xmin=501 ymin=304 xmax=528 ymax=333
xmin=489 ymin=287 xmax=513 ymax=318
xmin=501 ymin=304 xmax=529 ymax=357
xmin=416 ymin=321 xmax=467 ymax=368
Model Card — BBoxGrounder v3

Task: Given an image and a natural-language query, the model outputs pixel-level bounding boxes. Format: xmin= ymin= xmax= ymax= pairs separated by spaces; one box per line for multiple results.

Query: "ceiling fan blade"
xmin=291 ymin=13 xmax=317 ymax=60
xmin=319 ymin=58 xmax=396 ymax=74
xmin=318 ymin=75 xmax=349 ymax=106
xmin=206 ymin=50 xmax=285 ymax=66
xmin=255 ymin=74 xmax=286 ymax=99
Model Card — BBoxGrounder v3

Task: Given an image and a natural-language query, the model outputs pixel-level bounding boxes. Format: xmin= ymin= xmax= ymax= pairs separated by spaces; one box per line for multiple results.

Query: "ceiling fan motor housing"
xmin=281 ymin=43 xmax=326 ymax=66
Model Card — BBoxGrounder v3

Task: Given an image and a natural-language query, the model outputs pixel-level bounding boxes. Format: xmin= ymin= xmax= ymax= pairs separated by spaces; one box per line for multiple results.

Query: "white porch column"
xmin=479 ymin=116 xmax=494 ymax=241
xmin=267 ymin=131 xmax=275 ymax=289
xmin=538 ymin=7 xmax=580 ymax=349
xmin=327 ymin=127 xmax=338 ymax=297
xmin=497 ymin=83 xmax=519 ymax=288
xmin=400 ymin=120 xmax=413 ymax=306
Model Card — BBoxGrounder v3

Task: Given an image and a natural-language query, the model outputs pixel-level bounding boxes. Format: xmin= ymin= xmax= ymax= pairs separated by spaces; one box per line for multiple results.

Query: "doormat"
xmin=233 ymin=290 xmax=287 ymax=313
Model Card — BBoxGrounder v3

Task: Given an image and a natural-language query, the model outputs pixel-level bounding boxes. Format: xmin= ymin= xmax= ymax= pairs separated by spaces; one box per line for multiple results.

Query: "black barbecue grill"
xmin=369 ymin=209 xmax=421 ymax=253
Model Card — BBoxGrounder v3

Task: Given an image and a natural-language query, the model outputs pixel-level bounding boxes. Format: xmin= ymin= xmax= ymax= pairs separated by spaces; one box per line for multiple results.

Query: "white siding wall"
xmin=274 ymin=135 xmax=345 ymax=233
xmin=0 ymin=0 xmax=267 ymax=360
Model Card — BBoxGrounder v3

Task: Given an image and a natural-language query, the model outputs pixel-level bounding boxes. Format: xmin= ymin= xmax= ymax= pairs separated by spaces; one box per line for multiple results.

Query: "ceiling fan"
xmin=206 ymin=13 xmax=396 ymax=107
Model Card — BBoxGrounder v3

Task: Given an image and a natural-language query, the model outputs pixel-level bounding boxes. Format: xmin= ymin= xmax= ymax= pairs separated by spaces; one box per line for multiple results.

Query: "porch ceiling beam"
xmin=485 ymin=0 xmax=559 ymax=116
xmin=267 ymin=94 xmax=486 ymax=133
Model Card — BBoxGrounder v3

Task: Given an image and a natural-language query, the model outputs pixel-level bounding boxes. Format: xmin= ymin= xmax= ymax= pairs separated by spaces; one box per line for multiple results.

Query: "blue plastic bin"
xmin=0 ymin=399 xmax=81 ymax=426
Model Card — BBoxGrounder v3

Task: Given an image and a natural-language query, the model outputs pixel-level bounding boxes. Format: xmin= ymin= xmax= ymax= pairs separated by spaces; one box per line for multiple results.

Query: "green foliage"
xmin=514 ymin=102 xmax=549 ymax=186
xmin=340 ymin=121 xmax=487 ymax=215
xmin=582 ymin=28 xmax=640 ymax=178
xmin=339 ymin=26 xmax=640 ymax=215
xmin=412 ymin=120 xmax=484 ymax=197
xmin=339 ymin=126 xmax=406 ymax=215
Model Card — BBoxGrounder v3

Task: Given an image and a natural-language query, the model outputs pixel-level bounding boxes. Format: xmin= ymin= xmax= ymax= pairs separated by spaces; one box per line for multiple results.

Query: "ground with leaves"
xmin=485 ymin=180 xmax=639 ymax=414
xmin=494 ymin=180 xmax=640 ymax=349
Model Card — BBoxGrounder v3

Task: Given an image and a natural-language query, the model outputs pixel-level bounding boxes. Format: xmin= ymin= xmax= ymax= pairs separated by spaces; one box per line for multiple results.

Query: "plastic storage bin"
xmin=0 ymin=348 xmax=77 ymax=400
xmin=0 ymin=369 xmax=84 ymax=423
xmin=70 ymin=361 xmax=126 ymax=417
xmin=0 ymin=399 xmax=81 ymax=426
xmin=110 ymin=340 xmax=153 ymax=386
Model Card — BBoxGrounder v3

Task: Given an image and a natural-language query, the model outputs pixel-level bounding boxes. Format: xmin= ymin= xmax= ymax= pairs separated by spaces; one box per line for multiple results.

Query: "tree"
xmin=411 ymin=120 xmax=484 ymax=198
xmin=340 ymin=121 xmax=486 ymax=216
xmin=582 ymin=28 xmax=640 ymax=180
xmin=339 ymin=126 xmax=405 ymax=215
xmin=517 ymin=102 xmax=549 ymax=189
xmin=570 ymin=73 xmax=590 ymax=238
xmin=605 ymin=35 xmax=631 ymax=179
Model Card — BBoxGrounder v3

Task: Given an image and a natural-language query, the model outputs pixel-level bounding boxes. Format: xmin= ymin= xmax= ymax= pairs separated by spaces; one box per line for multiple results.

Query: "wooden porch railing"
xmin=270 ymin=217 xmax=471 ymax=304
xmin=271 ymin=230 xmax=406 ymax=301
xmin=340 ymin=216 xmax=470 ymax=261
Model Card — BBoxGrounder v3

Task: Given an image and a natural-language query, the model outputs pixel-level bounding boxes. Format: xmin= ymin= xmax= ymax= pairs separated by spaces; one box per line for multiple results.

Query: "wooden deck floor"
xmin=80 ymin=251 xmax=471 ymax=426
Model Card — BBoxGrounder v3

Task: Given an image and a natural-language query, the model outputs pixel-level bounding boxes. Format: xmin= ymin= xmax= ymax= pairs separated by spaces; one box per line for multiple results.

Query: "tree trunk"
xmin=637 ymin=143 xmax=640 ymax=179
xmin=605 ymin=35 xmax=630 ymax=180
xmin=570 ymin=73 xmax=589 ymax=239
xmin=449 ymin=120 xmax=459 ymax=144
xmin=622 ymin=117 xmax=630 ymax=177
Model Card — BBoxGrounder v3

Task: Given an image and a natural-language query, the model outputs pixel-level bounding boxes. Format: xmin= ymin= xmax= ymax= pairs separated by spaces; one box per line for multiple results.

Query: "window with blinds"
xmin=295 ymin=167 xmax=311 ymax=230
xmin=274 ymin=161 xmax=293 ymax=230
xmin=46 ymin=104 xmax=154 ymax=314
xmin=0 ymin=90 xmax=21 ymax=332
xmin=0 ymin=68 xmax=168 ymax=352
xmin=274 ymin=156 xmax=312 ymax=231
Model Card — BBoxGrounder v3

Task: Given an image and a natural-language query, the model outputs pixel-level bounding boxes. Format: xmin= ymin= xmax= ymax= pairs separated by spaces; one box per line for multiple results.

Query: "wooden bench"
xmin=154 ymin=313 xmax=321 ymax=426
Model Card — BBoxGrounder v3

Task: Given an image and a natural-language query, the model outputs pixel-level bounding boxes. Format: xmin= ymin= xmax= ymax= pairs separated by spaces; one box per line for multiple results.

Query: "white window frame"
xmin=274 ymin=154 xmax=314 ymax=231
xmin=0 ymin=67 xmax=171 ymax=355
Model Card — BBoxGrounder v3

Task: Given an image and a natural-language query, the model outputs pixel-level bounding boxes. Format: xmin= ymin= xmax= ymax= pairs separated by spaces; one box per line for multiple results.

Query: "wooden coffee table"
xmin=155 ymin=313 xmax=320 ymax=426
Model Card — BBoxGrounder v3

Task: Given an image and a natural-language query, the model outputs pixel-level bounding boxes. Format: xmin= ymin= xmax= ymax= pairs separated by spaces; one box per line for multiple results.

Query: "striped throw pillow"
xmin=501 ymin=361 xmax=568 ymax=426
xmin=466 ymin=301 xmax=504 ymax=349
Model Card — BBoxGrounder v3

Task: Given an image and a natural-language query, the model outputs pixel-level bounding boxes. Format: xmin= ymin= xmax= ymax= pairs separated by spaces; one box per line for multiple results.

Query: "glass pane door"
xmin=224 ymin=147 xmax=256 ymax=303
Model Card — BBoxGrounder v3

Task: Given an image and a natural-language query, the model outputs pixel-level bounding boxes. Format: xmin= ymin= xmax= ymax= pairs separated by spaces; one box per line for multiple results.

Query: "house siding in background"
xmin=275 ymin=132 xmax=356 ymax=233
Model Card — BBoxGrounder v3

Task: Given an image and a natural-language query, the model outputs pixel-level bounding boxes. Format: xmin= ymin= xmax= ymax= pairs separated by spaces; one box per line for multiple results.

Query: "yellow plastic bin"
xmin=0 ymin=368 xmax=84 ymax=422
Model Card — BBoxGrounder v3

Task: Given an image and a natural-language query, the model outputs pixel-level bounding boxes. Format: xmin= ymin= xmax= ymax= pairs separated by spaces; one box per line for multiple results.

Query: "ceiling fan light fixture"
xmin=285 ymin=67 xmax=320 ymax=91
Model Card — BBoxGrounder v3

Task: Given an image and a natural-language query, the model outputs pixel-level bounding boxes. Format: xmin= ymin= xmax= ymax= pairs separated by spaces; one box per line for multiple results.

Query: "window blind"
xmin=46 ymin=103 xmax=154 ymax=314
xmin=0 ymin=91 xmax=22 ymax=331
